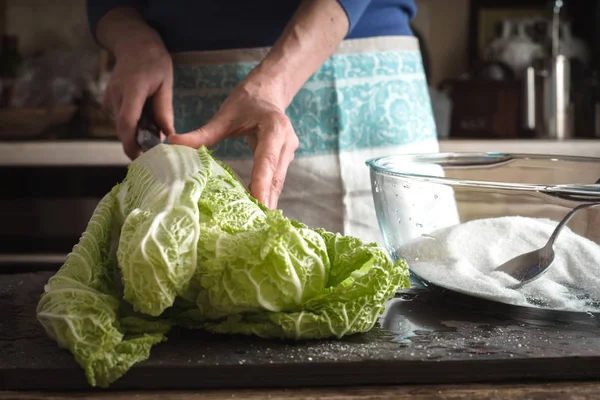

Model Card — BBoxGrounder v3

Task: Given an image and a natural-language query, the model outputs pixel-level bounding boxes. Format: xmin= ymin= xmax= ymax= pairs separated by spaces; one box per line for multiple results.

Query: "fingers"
xmin=250 ymin=115 xmax=289 ymax=208
xmin=101 ymin=44 xmax=173 ymax=160
xmin=116 ymin=88 xmax=147 ymax=160
xmin=168 ymin=105 xmax=297 ymax=209
xmin=153 ymin=78 xmax=175 ymax=138
xmin=269 ymin=140 xmax=297 ymax=209
xmin=168 ymin=117 xmax=229 ymax=148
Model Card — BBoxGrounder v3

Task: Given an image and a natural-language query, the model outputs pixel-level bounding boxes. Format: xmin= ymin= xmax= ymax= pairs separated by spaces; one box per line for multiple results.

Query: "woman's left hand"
xmin=170 ymin=0 xmax=349 ymax=209
xmin=168 ymin=77 xmax=299 ymax=210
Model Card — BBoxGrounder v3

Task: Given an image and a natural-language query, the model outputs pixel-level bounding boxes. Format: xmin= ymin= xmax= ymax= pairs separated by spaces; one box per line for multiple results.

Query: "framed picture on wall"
xmin=468 ymin=0 xmax=551 ymax=67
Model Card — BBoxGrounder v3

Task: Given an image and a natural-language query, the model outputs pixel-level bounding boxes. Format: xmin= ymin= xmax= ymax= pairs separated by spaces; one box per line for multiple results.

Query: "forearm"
xmin=248 ymin=0 xmax=350 ymax=107
xmin=95 ymin=7 xmax=166 ymax=59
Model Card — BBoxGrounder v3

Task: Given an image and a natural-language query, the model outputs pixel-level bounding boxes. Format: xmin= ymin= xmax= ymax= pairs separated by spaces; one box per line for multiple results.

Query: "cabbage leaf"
xmin=37 ymin=144 xmax=409 ymax=387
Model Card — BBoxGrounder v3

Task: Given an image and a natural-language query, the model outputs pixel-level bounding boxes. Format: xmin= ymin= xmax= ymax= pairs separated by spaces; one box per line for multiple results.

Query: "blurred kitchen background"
xmin=0 ymin=0 xmax=599 ymax=142
xmin=1 ymin=0 xmax=600 ymax=267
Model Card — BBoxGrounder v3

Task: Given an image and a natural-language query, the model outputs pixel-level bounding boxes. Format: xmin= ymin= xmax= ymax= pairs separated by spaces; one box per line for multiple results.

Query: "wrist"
xmin=241 ymin=66 xmax=290 ymax=110
xmin=113 ymin=33 xmax=167 ymax=61
xmin=242 ymin=0 xmax=348 ymax=108
xmin=97 ymin=7 xmax=167 ymax=60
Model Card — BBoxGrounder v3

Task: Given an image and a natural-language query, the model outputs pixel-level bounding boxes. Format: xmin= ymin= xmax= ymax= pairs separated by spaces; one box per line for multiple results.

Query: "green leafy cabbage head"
xmin=36 ymin=144 xmax=409 ymax=387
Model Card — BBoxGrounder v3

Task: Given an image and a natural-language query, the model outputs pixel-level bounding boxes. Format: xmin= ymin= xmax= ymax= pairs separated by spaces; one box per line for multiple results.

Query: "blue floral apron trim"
xmin=173 ymin=50 xmax=436 ymax=159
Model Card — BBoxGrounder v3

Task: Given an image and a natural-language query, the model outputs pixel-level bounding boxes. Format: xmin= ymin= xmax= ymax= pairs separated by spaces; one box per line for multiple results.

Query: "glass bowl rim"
xmin=365 ymin=152 xmax=600 ymax=198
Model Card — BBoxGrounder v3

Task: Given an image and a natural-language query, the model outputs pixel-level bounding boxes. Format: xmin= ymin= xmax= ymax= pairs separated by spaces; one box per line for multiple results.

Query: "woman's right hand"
xmin=97 ymin=8 xmax=175 ymax=160
xmin=105 ymin=42 xmax=174 ymax=160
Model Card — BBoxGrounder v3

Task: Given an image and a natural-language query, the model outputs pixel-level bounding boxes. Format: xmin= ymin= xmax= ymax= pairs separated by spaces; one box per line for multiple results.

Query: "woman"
xmin=87 ymin=0 xmax=438 ymax=243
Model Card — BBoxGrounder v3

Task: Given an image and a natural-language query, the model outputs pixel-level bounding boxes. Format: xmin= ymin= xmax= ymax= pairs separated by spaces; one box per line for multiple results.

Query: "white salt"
xmin=400 ymin=216 xmax=600 ymax=312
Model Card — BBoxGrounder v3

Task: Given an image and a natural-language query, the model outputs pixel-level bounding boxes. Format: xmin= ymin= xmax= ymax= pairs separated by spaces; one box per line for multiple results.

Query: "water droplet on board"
xmin=392 ymin=337 xmax=412 ymax=346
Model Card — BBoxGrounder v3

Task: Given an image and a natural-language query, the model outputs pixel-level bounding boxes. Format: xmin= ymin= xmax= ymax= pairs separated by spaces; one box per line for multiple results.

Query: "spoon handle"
xmin=545 ymin=202 xmax=600 ymax=249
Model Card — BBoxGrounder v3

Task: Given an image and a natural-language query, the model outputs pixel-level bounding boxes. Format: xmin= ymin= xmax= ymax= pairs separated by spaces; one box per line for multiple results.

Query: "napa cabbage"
xmin=36 ymin=144 xmax=409 ymax=387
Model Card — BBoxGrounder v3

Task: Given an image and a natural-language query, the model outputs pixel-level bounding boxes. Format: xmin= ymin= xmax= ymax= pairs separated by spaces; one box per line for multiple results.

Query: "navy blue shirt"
xmin=87 ymin=0 xmax=416 ymax=52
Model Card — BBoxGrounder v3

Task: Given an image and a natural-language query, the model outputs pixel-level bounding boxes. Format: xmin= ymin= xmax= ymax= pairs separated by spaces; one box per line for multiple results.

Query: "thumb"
xmin=168 ymin=118 xmax=228 ymax=148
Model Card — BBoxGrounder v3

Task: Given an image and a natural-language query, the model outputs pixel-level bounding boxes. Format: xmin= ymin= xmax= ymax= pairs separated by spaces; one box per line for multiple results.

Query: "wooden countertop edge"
xmin=1 ymin=381 xmax=599 ymax=399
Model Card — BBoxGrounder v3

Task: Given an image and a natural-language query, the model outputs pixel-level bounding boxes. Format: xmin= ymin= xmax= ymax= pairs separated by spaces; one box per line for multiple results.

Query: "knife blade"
xmin=136 ymin=98 xmax=162 ymax=152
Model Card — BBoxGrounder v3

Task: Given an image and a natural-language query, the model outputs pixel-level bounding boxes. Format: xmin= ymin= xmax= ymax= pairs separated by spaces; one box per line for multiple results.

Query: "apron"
xmin=171 ymin=36 xmax=438 ymax=244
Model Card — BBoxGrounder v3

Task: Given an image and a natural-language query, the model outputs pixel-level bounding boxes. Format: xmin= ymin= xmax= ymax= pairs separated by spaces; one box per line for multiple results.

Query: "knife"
xmin=136 ymin=98 xmax=162 ymax=152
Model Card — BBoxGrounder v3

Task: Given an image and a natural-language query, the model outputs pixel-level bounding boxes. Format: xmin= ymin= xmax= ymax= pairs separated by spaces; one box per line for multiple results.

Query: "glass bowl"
xmin=366 ymin=152 xmax=600 ymax=313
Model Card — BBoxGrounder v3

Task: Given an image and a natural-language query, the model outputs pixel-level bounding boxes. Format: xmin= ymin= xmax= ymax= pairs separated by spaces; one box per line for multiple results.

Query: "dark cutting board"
xmin=2 ymin=271 xmax=600 ymax=391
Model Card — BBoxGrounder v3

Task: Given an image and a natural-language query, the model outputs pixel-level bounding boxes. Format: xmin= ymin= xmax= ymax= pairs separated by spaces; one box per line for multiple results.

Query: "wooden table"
xmin=3 ymin=382 xmax=600 ymax=399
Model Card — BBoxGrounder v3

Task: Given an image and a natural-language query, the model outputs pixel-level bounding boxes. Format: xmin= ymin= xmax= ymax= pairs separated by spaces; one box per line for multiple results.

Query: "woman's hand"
xmin=169 ymin=0 xmax=348 ymax=209
xmin=105 ymin=44 xmax=174 ymax=159
xmin=95 ymin=8 xmax=175 ymax=160
xmin=169 ymin=77 xmax=299 ymax=209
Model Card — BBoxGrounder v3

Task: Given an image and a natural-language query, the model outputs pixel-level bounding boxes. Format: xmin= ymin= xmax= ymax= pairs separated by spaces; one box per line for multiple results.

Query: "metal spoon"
xmin=494 ymin=202 xmax=600 ymax=286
